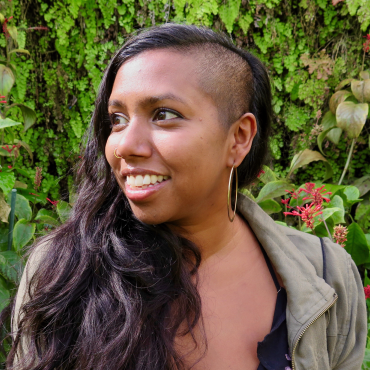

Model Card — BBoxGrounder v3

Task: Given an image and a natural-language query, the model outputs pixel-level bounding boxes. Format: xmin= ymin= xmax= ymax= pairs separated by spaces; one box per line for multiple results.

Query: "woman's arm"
xmin=333 ymin=254 xmax=367 ymax=369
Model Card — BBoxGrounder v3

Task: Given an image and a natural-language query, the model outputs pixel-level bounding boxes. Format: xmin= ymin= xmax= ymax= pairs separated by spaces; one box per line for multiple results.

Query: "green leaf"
xmin=327 ymin=195 xmax=345 ymax=224
xmin=15 ymin=188 xmax=47 ymax=204
xmin=0 ymin=171 xmax=15 ymax=195
xmin=351 ymin=79 xmax=370 ymax=103
xmin=321 ymin=111 xmax=342 ymax=145
xmin=9 ymin=49 xmax=30 ymax=56
xmin=275 ymin=220 xmax=288 ymax=227
xmin=343 ymin=186 xmax=362 ymax=205
xmin=0 ymin=64 xmax=15 ymax=96
xmin=257 ymin=199 xmax=282 ymax=214
xmin=0 ymin=275 xmax=10 ymax=311
xmin=336 ymin=101 xmax=368 ymax=139
xmin=0 ymin=228 xmax=8 ymax=251
xmin=329 ymin=90 xmax=353 ymax=114
xmin=287 ymin=149 xmax=328 ymax=178
xmin=320 ymin=207 xmax=343 ymax=222
xmin=365 ymin=234 xmax=370 ymax=248
xmin=355 ymin=199 xmax=370 ymax=222
xmin=344 ymin=222 xmax=369 ymax=265
xmin=335 ymin=78 xmax=354 ymax=92
xmin=56 ymin=200 xmax=71 ymax=223
xmin=6 ymin=193 xmax=32 ymax=221
xmin=0 ymin=117 xmax=22 ymax=129
xmin=238 ymin=13 xmax=253 ymax=34
xmin=239 ymin=188 xmax=256 ymax=200
xmin=364 ymin=269 xmax=370 ymax=286
xmin=0 ymin=251 xmax=23 ymax=284
xmin=258 ymin=165 xmax=277 ymax=184
xmin=219 ymin=0 xmax=241 ymax=33
xmin=11 ymin=104 xmax=37 ymax=131
xmin=317 ymin=127 xmax=336 ymax=155
xmin=255 ymin=180 xmax=292 ymax=203
xmin=15 ymin=139 xmax=33 ymax=162
xmin=35 ymin=214 xmax=60 ymax=227
xmin=7 ymin=26 xmax=17 ymax=44
xmin=13 ymin=219 xmax=35 ymax=252
xmin=363 ymin=348 xmax=370 ymax=369
xmin=352 ymin=175 xmax=370 ymax=197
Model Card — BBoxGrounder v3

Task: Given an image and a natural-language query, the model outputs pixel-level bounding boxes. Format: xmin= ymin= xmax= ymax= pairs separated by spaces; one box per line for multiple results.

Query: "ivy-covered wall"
xmin=1 ymin=0 xmax=369 ymax=202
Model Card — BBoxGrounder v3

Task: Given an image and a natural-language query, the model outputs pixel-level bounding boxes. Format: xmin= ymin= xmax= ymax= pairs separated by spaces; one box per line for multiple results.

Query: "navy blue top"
xmin=256 ymin=243 xmax=292 ymax=370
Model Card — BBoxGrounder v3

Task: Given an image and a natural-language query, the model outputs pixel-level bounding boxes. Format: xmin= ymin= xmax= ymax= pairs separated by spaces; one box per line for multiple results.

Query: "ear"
xmin=227 ymin=113 xmax=257 ymax=167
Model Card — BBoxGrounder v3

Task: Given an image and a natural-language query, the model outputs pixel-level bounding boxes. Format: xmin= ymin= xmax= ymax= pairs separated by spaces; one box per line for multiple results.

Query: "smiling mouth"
xmin=126 ymin=174 xmax=169 ymax=190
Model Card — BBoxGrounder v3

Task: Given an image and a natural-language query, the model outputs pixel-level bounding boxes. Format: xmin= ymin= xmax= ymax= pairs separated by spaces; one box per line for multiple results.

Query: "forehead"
xmin=110 ymin=49 xmax=210 ymax=103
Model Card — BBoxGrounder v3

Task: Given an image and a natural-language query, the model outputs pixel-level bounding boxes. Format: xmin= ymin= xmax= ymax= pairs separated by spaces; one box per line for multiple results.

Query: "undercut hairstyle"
xmin=191 ymin=43 xmax=253 ymax=127
xmin=4 ymin=24 xmax=272 ymax=370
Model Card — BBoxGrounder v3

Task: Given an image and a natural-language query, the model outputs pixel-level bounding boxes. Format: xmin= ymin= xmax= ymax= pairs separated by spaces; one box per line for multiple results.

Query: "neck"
xmin=167 ymin=202 xmax=251 ymax=263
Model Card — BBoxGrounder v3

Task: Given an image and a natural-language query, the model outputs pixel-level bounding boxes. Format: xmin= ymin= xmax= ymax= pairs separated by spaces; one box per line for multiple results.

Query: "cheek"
xmin=105 ymin=136 xmax=118 ymax=168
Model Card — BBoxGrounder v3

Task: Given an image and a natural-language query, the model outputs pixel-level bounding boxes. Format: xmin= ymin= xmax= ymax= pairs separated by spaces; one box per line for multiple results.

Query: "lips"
xmin=123 ymin=172 xmax=170 ymax=202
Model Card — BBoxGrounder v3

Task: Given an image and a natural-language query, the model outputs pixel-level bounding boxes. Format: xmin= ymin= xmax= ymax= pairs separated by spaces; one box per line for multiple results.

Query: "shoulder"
xmin=278 ymin=225 xmax=367 ymax=355
xmin=277 ymin=224 xmax=351 ymax=284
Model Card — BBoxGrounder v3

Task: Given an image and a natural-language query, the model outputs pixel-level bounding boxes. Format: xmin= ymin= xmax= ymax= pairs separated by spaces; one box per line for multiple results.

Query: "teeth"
xmin=135 ymin=175 xmax=143 ymax=186
xmin=127 ymin=174 xmax=169 ymax=188
xmin=143 ymin=174 xmax=151 ymax=185
xmin=150 ymin=175 xmax=157 ymax=184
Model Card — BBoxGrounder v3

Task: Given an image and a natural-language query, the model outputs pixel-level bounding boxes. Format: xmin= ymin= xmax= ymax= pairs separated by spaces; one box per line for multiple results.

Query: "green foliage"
xmin=0 ymin=0 xmax=369 ymax=364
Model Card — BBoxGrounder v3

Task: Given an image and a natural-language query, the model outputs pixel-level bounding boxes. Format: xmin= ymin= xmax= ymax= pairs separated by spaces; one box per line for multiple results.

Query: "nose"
xmin=115 ymin=117 xmax=152 ymax=161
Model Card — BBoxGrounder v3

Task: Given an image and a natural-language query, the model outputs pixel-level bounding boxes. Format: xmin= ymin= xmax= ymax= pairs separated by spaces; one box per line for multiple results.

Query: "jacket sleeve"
xmin=333 ymin=253 xmax=367 ymax=369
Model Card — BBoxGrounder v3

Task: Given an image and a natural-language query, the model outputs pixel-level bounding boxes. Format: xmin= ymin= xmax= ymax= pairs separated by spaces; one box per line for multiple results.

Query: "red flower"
xmin=281 ymin=198 xmax=290 ymax=205
xmin=363 ymin=34 xmax=370 ymax=53
xmin=1 ymin=145 xmax=13 ymax=154
xmin=2 ymin=16 xmax=13 ymax=39
xmin=284 ymin=203 xmax=323 ymax=230
xmin=46 ymin=198 xmax=59 ymax=206
xmin=299 ymin=183 xmax=331 ymax=207
xmin=257 ymin=169 xmax=265 ymax=178
xmin=364 ymin=285 xmax=370 ymax=299
xmin=7 ymin=165 xmax=12 ymax=169
xmin=286 ymin=189 xmax=299 ymax=199
xmin=333 ymin=225 xmax=348 ymax=247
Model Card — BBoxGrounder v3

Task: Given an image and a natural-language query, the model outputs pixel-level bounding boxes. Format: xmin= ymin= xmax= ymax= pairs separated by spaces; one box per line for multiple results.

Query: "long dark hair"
xmin=6 ymin=24 xmax=272 ymax=370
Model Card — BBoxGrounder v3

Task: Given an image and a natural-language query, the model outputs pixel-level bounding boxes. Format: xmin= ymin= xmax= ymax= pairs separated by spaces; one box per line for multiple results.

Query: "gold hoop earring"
xmin=227 ymin=165 xmax=238 ymax=222
xmin=114 ymin=148 xmax=123 ymax=159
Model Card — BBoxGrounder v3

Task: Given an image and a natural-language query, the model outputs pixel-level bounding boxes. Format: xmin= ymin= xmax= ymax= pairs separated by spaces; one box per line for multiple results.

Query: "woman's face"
xmin=105 ymin=49 xmax=243 ymax=226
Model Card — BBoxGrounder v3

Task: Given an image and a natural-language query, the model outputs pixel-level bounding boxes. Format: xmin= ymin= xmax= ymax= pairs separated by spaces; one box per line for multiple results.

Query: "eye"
xmin=153 ymin=109 xmax=181 ymax=121
xmin=109 ymin=113 xmax=128 ymax=128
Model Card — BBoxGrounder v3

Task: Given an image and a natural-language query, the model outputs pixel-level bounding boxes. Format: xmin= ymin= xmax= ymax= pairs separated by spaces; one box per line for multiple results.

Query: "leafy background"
xmin=0 ymin=0 xmax=369 ymax=203
xmin=1 ymin=0 xmax=370 ymax=366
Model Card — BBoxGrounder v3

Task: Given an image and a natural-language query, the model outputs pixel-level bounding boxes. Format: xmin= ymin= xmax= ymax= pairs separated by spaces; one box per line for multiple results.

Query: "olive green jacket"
xmin=13 ymin=193 xmax=367 ymax=369
xmin=237 ymin=193 xmax=367 ymax=370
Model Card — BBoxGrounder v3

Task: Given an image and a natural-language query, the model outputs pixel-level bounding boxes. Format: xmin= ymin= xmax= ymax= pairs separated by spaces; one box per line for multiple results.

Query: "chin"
xmin=129 ymin=204 xmax=170 ymax=225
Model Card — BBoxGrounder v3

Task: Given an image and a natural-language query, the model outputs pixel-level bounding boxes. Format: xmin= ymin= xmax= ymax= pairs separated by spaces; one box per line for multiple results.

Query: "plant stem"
xmin=323 ymin=219 xmax=333 ymax=241
xmin=338 ymin=138 xmax=356 ymax=185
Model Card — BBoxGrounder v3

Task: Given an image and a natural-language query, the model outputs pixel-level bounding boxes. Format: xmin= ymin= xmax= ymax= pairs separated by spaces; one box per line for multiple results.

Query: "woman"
xmin=9 ymin=24 xmax=366 ymax=370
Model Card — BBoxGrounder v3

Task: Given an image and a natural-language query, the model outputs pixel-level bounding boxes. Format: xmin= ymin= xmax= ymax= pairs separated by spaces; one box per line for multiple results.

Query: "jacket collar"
xmin=236 ymin=193 xmax=336 ymax=347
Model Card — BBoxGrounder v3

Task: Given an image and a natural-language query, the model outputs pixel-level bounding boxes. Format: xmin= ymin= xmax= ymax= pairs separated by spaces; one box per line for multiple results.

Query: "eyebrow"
xmin=108 ymin=93 xmax=188 ymax=109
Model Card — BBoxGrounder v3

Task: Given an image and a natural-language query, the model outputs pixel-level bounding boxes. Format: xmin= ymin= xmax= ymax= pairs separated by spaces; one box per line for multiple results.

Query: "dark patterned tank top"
xmin=256 ymin=242 xmax=292 ymax=370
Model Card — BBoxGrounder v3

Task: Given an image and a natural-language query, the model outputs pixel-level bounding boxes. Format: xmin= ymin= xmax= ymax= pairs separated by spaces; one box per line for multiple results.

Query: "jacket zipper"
xmin=291 ymin=292 xmax=338 ymax=370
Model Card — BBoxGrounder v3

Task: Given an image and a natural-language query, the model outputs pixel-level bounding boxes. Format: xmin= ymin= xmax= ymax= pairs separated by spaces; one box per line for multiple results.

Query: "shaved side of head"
xmin=180 ymin=44 xmax=253 ymax=128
